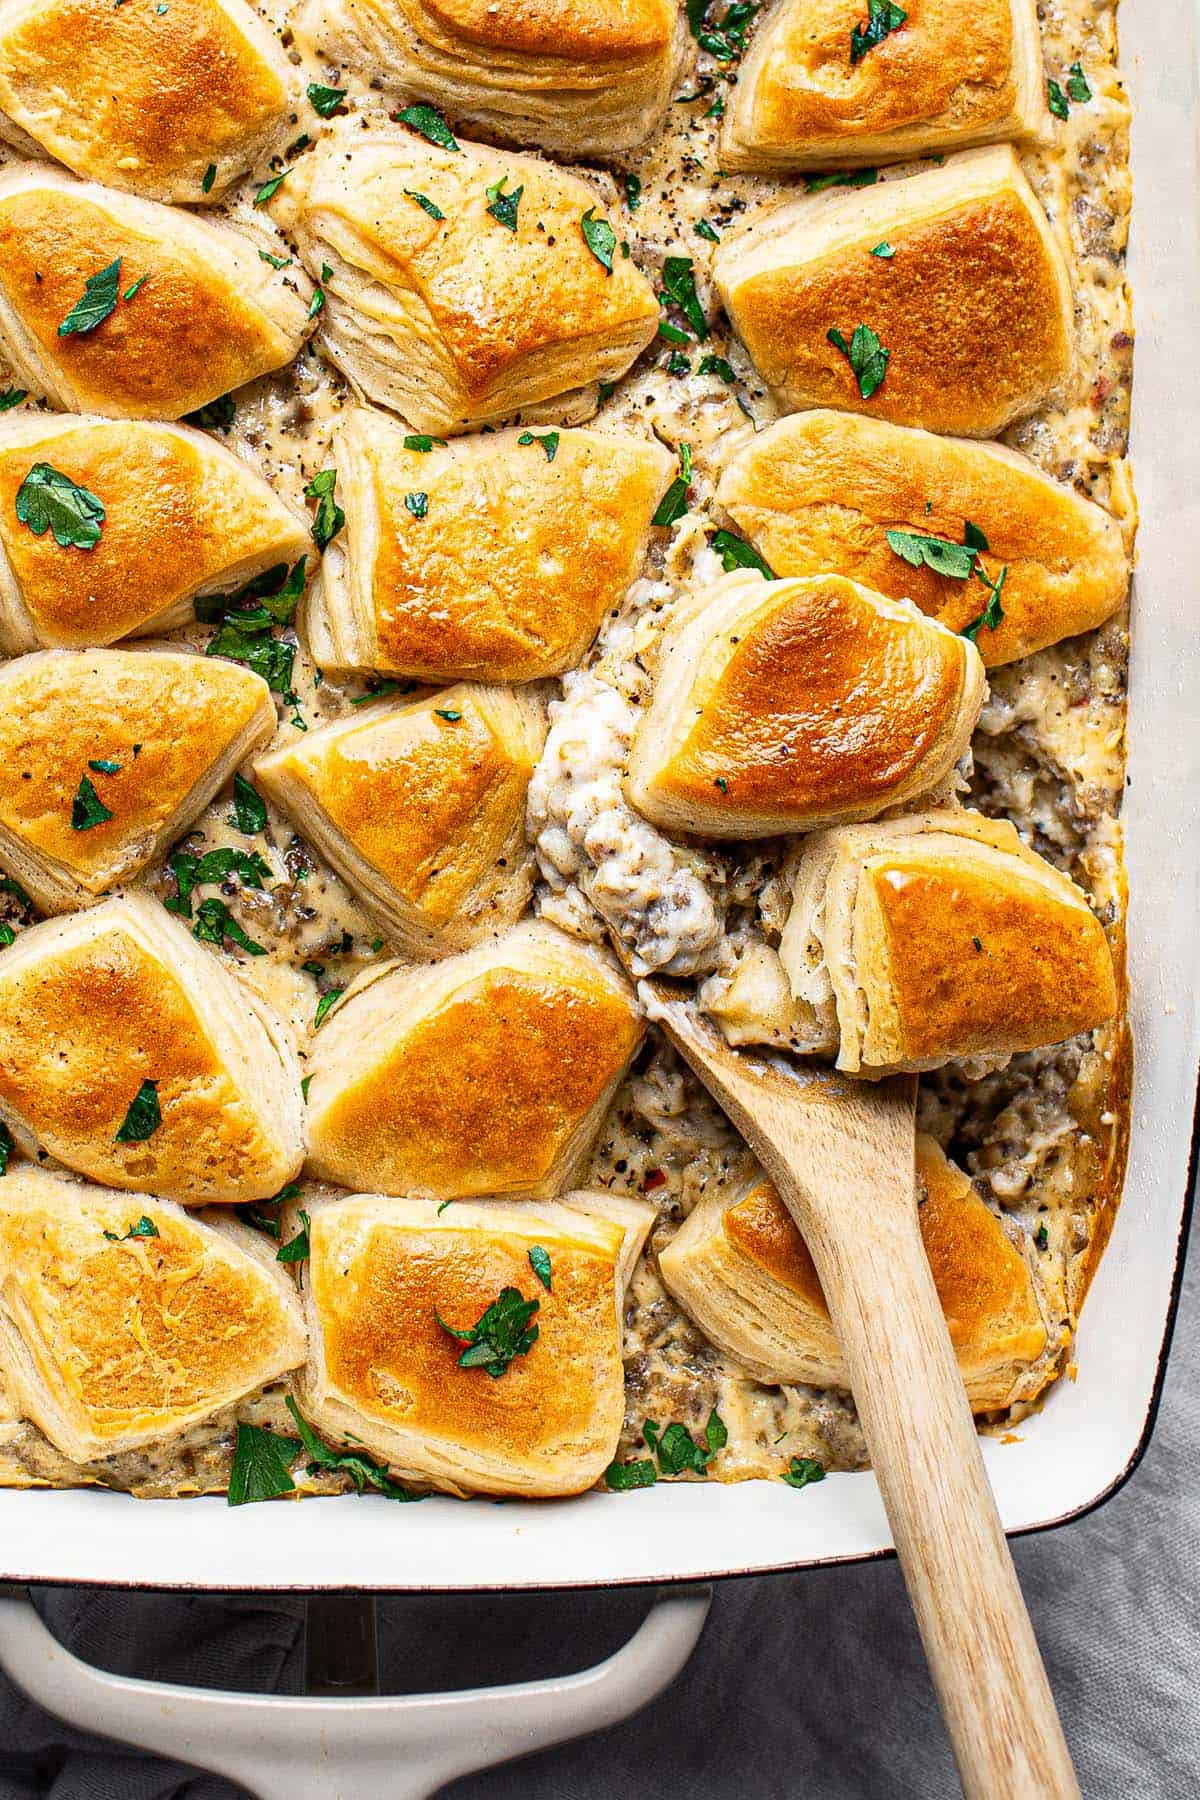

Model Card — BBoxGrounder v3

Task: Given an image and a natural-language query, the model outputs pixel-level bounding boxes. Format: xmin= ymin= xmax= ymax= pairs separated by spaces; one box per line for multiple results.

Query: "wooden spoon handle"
xmin=792 ymin=1175 xmax=1080 ymax=1800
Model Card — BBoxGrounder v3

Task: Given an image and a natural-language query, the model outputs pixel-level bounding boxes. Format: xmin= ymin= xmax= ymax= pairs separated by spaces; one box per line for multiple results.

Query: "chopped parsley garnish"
xmin=826 ymin=323 xmax=889 ymax=398
xmin=652 ymin=441 xmax=693 ymax=527
xmin=485 ymin=175 xmax=522 ymax=231
xmin=710 ymin=527 xmax=776 ymax=579
xmin=0 ymin=388 xmax=26 ymax=411
xmin=714 ymin=776 xmax=728 ymax=793
xmin=961 ymin=565 xmax=1006 ymax=642
xmin=804 ymin=167 xmax=878 ymax=192
xmin=404 ymin=188 xmax=445 ymax=221
xmin=885 ymin=527 xmax=979 ymax=580
xmin=666 ymin=351 xmax=691 ymax=375
xmin=115 ymin=1079 xmax=161 ymax=1143
xmin=689 ymin=0 xmax=761 ymax=60
xmin=641 ymin=1409 xmax=726 ymax=1477
xmin=307 ymin=283 xmax=325 ymax=322
xmin=307 ymin=82 xmax=347 ymax=117
xmin=313 ymin=988 xmax=345 ymax=1030
xmin=277 ymin=1209 xmax=311 ymax=1263
xmin=71 ymin=774 xmax=113 ymax=830
xmin=253 ymin=169 xmax=290 ymax=207
xmin=436 ymin=1286 xmax=540 ymax=1378
xmin=284 ymin=1397 xmax=422 ymax=1500
xmin=1047 ymin=78 xmax=1070 ymax=121
xmin=232 ymin=771 xmax=268 ymax=835
xmin=1034 ymin=1221 xmax=1050 ymax=1251
xmin=699 ymin=353 xmax=736 ymax=382
xmin=581 ymin=207 xmax=617 ymax=274
xmin=694 ymin=219 xmax=720 ymax=244
xmin=350 ymin=679 xmax=414 ymax=705
xmin=259 ymin=249 xmax=292 ymax=270
xmin=404 ymin=490 xmax=429 ymax=519
xmin=434 ymin=707 xmax=462 ymax=721
xmin=201 ymin=163 xmax=217 ymax=194
xmin=123 ymin=274 xmax=148 ymax=302
xmin=660 ymin=255 xmax=708 ymax=340
xmin=870 ymin=241 xmax=894 ymax=259
xmin=517 ymin=429 xmax=559 ymax=461
xmin=404 ymin=434 xmax=444 ymax=452
xmin=207 ymin=611 xmax=295 ymax=695
xmin=192 ymin=896 xmax=266 ymax=956
xmin=657 ymin=319 xmax=690 ymax=346
xmin=623 ymin=173 xmax=642 ymax=211
xmin=782 ymin=1456 xmax=826 ymax=1489
xmin=850 ymin=0 xmax=907 ymax=65
xmin=305 ymin=468 xmax=344 ymax=550
xmin=0 ymin=1123 xmax=11 ymax=1176
xmin=227 ymin=1421 xmax=299 ymax=1505
xmin=57 ymin=257 xmax=123 ymax=336
xmin=165 ymin=847 xmax=272 ymax=918
xmin=528 ymin=1245 xmax=552 ymax=1291
xmin=184 ymin=393 xmax=236 ymax=432
xmin=15 ymin=463 xmax=105 ymax=549
xmin=395 ymin=104 xmax=459 ymax=151
xmin=604 ymin=1458 xmax=658 ymax=1490
xmin=103 ymin=1215 xmax=159 ymax=1243
xmin=1066 ymin=61 xmax=1092 ymax=103
xmin=88 ymin=757 xmax=120 ymax=774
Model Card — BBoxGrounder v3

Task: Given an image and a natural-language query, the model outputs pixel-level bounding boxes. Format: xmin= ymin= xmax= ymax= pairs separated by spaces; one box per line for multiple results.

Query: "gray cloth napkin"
xmin=3 ymin=1203 xmax=1198 ymax=1800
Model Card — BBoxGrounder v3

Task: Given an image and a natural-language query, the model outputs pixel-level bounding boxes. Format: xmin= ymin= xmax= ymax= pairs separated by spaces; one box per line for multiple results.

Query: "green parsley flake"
xmin=657 ymin=319 xmax=690 ymax=346
xmin=404 ymin=188 xmax=445 ymax=221
xmin=87 ymin=757 xmax=120 ymax=775
xmin=71 ymin=774 xmax=113 ymax=830
xmin=850 ymin=0 xmax=907 ymax=65
xmin=698 ymin=353 xmax=736 ymax=382
xmin=404 ymin=434 xmax=445 ymax=451
xmin=652 ymin=441 xmax=693 ymax=528
xmin=885 ymin=527 xmax=979 ymax=580
xmin=305 ymin=468 xmax=345 ymax=550
xmin=277 ymin=1210 xmax=311 ymax=1264
xmin=57 ymin=258 xmax=122 ymax=336
xmin=804 ymin=167 xmax=879 ymax=193
xmin=581 ymin=207 xmax=617 ymax=274
xmin=436 ymin=1286 xmax=540 ymax=1378
xmin=15 ymin=463 xmax=105 ymax=548
xmin=660 ymin=255 xmax=708 ymax=339
xmin=115 ymin=1079 xmax=161 ymax=1143
xmin=517 ymin=429 xmax=559 ymax=461
xmin=1047 ymin=78 xmax=1070 ymax=121
xmin=307 ymin=82 xmax=347 ymax=117
xmin=0 ymin=388 xmax=26 ymax=412
xmin=826 ymin=322 xmax=889 ymax=398
xmin=165 ymin=846 xmax=272 ymax=919
xmin=1067 ymin=61 xmax=1092 ymax=103
xmin=870 ymin=241 xmax=895 ymax=259
xmin=434 ymin=707 xmax=462 ymax=722
xmin=201 ymin=164 xmax=217 ymax=194
xmin=710 ymin=527 xmax=776 ymax=579
xmin=0 ymin=1123 xmax=12 ymax=1176
xmin=184 ymin=394 xmax=236 ymax=432
xmin=314 ymin=988 xmax=345 ymax=1030
xmin=623 ymin=173 xmax=643 ymax=211
xmin=192 ymin=896 xmax=266 ymax=956
xmin=227 ymin=1421 xmax=299 ymax=1505
xmin=1034 ymin=1221 xmax=1050 ymax=1251
xmin=232 ymin=771 xmax=268 ymax=835
xmin=604 ymin=1459 xmax=657 ymax=1490
xmin=961 ymin=566 xmax=1007 ymax=642
xmin=395 ymin=104 xmax=459 ymax=150
xmin=528 ymin=1245 xmax=552 ymax=1291
xmin=284 ymin=1397 xmax=422 ymax=1499
xmin=694 ymin=219 xmax=721 ymax=243
xmin=103 ymin=1216 xmax=159 ymax=1243
xmin=641 ymin=1409 xmax=727 ymax=1477
xmin=485 ymin=176 xmax=522 ymax=231
xmin=782 ymin=1456 xmax=826 ymax=1490
xmin=259 ymin=250 xmax=292 ymax=270
xmin=253 ymin=169 xmax=290 ymax=207
xmin=405 ymin=491 xmax=429 ymax=518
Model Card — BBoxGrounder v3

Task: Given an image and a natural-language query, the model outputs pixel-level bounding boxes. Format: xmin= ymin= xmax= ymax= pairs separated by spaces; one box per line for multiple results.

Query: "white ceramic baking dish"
xmin=0 ymin=5 xmax=1196 ymax=1792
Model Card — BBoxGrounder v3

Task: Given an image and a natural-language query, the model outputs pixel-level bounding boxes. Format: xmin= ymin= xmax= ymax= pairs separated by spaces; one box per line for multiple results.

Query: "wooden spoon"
xmin=637 ymin=976 xmax=1079 ymax=1800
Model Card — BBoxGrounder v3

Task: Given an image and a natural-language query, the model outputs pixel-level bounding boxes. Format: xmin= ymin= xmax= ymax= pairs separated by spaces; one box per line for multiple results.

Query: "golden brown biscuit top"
xmin=0 ymin=1185 xmax=298 ymax=1430
xmin=0 ymin=423 xmax=301 ymax=646
xmin=746 ymin=0 xmax=1014 ymax=144
xmin=717 ymin=412 xmax=1130 ymax=667
xmin=311 ymin=1206 xmax=624 ymax=1458
xmin=275 ymin=692 xmax=533 ymax=924
xmin=860 ymin=846 xmax=1118 ymax=1059
xmin=315 ymin=967 xmax=643 ymax=1195
xmin=0 ymin=651 xmax=268 ymax=882
xmin=365 ymin=428 xmax=670 ymax=678
xmin=724 ymin=1139 xmax=1042 ymax=1361
xmin=412 ymin=0 xmax=675 ymax=58
xmin=0 ymin=186 xmax=293 ymax=415
xmin=724 ymin=174 xmax=1071 ymax=435
xmin=657 ymin=575 xmax=967 ymax=815
xmin=0 ymin=919 xmax=284 ymax=1193
xmin=0 ymin=0 xmax=287 ymax=189
xmin=301 ymin=137 xmax=658 ymax=401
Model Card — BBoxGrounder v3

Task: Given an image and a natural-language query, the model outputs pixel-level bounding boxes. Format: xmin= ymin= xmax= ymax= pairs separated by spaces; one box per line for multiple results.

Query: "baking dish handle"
xmin=0 ymin=1584 xmax=711 ymax=1800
